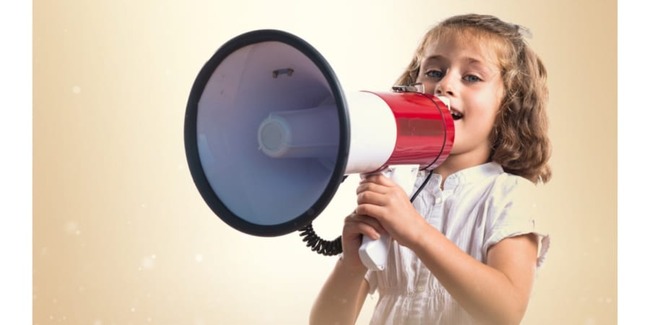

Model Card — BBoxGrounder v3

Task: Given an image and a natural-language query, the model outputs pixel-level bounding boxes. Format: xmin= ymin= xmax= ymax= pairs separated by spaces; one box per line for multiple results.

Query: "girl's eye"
xmin=463 ymin=74 xmax=481 ymax=83
xmin=424 ymin=70 xmax=444 ymax=79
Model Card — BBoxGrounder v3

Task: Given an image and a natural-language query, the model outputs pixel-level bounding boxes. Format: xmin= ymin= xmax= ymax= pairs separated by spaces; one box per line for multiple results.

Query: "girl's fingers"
xmin=344 ymin=214 xmax=384 ymax=239
xmin=355 ymin=203 xmax=386 ymax=222
xmin=360 ymin=173 xmax=395 ymax=186
xmin=357 ymin=176 xmax=397 ymax=196
xmin=356 ymin=190 xmax=387 ymax=206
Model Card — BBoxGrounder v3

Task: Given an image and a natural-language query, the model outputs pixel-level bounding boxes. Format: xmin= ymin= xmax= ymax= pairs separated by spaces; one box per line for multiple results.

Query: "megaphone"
xmin=185 ymin=29 xmax=454 ymax=271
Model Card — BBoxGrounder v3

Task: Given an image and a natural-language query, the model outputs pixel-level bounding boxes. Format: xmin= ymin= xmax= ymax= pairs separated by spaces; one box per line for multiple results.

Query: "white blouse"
xmin=364 ymin=162 xmax=550 ymax=325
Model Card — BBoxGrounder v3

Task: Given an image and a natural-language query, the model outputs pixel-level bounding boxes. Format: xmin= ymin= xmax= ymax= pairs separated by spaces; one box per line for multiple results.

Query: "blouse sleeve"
xmin=482 ymin=176 xmax=550 ymax=269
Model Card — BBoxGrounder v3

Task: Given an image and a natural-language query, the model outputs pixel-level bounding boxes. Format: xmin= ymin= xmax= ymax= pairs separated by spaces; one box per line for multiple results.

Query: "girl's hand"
xmin=339 ymin=211 xmax=385 ymax=272
xmin=355 ymin=173 xmax=429 ymax=249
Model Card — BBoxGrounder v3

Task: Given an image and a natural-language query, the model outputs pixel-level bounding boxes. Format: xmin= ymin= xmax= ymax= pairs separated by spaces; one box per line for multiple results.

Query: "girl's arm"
xmin=413 ymin=229 xmax=538 ymax=324
xmin=309 ymin=212 xmax=382 ymax=325
xmin=355 ymin=174 xmax=539 ymax=325
xmin=309 ymin=258 xmax=370 ymax=325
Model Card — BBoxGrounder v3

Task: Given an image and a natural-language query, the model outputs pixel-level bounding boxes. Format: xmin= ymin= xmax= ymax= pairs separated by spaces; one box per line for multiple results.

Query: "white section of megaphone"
xmin=257 ymin=91 xmax=397 ymax=173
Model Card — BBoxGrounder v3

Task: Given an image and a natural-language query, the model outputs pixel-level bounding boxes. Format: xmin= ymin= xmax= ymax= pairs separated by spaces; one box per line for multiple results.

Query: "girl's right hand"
xmin=340 ymin=212 xmax=386 ymax=272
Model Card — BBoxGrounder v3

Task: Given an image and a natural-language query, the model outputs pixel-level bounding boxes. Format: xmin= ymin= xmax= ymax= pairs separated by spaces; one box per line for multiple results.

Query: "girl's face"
xmin=416 ymin=33 xmax=505 ymax=167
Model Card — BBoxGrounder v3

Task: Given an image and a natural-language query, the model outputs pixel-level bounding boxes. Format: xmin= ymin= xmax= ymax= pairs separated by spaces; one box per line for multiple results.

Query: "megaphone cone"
xmin=185 ymin=30 xmax=454 ymax=267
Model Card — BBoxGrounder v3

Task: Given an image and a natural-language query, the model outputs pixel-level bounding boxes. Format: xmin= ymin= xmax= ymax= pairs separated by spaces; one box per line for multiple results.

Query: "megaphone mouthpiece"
xmin=257 ymin=105 xmax=339 ymax=159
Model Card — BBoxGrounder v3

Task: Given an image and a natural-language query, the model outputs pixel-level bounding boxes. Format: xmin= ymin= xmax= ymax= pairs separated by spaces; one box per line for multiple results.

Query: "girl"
xmin=310 ymin=14 xmax=552 ymax=325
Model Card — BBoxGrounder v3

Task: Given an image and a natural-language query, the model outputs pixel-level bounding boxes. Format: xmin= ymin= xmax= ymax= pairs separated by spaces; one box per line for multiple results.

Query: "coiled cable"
xmin=298 ymin=170 xmax=434 ymax=256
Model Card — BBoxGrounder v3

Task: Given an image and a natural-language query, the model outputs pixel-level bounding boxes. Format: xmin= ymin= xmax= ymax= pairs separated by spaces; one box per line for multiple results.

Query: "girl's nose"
xmin=435 ymin=83 xmax=454 ymax=97
xmin=435 ymin=75 xmax=456 ymax=97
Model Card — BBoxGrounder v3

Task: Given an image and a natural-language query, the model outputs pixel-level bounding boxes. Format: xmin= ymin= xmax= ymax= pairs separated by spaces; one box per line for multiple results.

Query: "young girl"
xmin=310 ymin=14 xmax=552 ymax=325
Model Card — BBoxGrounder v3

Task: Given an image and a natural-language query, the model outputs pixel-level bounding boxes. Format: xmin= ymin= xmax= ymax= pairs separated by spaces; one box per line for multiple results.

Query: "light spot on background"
xmin=139 ymin=254 xmax=156 ymax=271
xmin=64 ymin=221 xmax=81 ymax=235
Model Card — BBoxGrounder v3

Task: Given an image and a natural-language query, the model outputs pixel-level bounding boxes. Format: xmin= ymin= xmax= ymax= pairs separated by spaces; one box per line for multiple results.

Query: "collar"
xmin=427 ymin=162 xmax=504 ymax=190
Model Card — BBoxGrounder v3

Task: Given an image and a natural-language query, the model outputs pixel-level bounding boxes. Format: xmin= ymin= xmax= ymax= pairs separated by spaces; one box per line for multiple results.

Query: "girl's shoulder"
xmin=457 ymin=163 xmax=539 ymax=207
xmin=454 ymin=162 xmax=535 ymax=193
xmin=492 ymin=169 xmax=536 ymax=194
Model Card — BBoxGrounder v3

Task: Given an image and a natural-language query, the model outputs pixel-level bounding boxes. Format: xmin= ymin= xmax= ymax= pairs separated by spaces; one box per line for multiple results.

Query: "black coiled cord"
xmin=298 ymin=224 xmax=342 ymax=256
xmin=298 ymin=170 xmax=434 ymax=256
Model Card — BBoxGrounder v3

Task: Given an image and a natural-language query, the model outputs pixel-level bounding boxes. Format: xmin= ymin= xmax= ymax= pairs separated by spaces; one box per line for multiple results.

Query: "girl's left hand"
xmin=355 ymin=173 xmax=429 ymax=248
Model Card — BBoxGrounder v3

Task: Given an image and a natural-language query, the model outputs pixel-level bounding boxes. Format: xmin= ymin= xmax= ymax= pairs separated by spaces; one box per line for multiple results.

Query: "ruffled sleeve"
xmin=482 ymin=176 xmax=550 ymax=268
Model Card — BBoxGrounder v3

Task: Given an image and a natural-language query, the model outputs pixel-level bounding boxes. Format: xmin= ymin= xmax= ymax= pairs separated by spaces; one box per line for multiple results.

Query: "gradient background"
xmin=33 ymin=0 xmax=617 ymax=324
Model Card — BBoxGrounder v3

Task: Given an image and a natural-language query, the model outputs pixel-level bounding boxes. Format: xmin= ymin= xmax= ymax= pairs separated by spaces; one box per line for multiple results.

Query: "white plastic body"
xmin=358 ymin=164 xmax=420 ymax=271
xmin=344 ymin=91 xmax=397 ymax=174
xmin=256 ymin=91 xmax=398 ymax=173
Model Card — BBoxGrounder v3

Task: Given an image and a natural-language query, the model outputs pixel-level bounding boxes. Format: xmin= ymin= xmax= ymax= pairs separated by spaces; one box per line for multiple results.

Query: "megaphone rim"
xmin=184 ymin=29 xmax=351 ymax=237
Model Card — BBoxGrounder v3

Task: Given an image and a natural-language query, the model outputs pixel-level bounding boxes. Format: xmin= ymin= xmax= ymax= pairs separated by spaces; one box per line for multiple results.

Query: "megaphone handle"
xmin=359 ymin=233 xmax=391 ymax=271
xmin=358 ymin=165 xmax=420 ymax=271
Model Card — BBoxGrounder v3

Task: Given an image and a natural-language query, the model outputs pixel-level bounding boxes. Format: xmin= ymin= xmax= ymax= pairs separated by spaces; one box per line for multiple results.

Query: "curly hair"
xmin=396 ymin=14 xmax=552 ymax=183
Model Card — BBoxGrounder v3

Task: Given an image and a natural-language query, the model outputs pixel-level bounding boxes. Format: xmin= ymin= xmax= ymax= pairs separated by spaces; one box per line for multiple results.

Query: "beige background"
xmin=33 ymin=0 xmax=617 ymax=324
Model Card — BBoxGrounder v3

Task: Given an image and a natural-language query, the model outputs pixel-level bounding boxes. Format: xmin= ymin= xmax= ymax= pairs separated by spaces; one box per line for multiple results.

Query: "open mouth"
xmin=450 ymin=109 xmax=464 ymax=121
